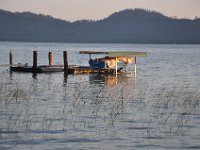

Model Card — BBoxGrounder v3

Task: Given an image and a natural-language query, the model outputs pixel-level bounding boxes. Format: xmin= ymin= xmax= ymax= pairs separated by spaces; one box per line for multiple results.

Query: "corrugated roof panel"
xmin=79 ymin=51 xmax=147 ymax=57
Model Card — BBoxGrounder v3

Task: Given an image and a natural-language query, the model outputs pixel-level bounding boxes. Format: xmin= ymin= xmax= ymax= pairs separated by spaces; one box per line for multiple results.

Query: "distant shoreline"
xmin=1 ymin=9 xmax=200 ymax=44
xmin=0 ymin=40 xmax=200 ymax=45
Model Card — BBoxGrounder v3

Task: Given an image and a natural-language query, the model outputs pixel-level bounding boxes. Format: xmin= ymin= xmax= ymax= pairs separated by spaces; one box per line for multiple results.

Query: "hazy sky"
xmin=0 ymin=0 xmax=200 ymax=21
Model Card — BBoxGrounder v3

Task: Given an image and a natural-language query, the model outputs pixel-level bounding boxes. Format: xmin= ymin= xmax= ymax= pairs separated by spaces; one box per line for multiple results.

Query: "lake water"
xmin=0 ymin=42 xmax=200 ymax=150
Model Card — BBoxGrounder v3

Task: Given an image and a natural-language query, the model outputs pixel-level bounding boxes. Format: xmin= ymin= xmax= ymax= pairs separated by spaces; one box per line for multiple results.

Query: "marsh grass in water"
xmin=0 ymin=42 xmax=200 ymax=149
xmin=0 ymin=74 xmax=200 ymax=149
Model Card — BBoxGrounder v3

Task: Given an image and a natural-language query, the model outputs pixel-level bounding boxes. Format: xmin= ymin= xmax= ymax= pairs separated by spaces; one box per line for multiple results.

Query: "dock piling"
xmin=48 ymin=52 xmax=53 ymax=65
xmin=63 ymin=51 xmax=68 ymax=74
xmin=33 ymin=51 xmax=37 ymax=71
xmin=9 ymin=50 xmax=13 ymax=66
xmin=115 ymin=57 xmax=118 ymax=77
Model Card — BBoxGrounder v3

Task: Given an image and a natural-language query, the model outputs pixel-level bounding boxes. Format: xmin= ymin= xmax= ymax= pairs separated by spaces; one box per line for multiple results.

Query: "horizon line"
xmin=1 ymin=7 xmax=199 ymax=23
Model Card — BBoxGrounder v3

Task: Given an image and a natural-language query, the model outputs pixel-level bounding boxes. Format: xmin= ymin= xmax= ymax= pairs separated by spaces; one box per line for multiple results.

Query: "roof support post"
xmin=134 ymin=56 xmax=136 ymax=76
xmin=115 ymin=57 xmax=118 ymax=77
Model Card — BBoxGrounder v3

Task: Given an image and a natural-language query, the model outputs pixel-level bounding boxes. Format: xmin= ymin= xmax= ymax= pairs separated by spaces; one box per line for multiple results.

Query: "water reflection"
xmin=89 ymin=73 xmax=135 ymax=87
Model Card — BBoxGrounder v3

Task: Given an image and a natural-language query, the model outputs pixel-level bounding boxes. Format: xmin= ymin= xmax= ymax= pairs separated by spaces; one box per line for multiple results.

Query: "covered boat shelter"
xmin=79 ymin=51 xmax=147 ymax=76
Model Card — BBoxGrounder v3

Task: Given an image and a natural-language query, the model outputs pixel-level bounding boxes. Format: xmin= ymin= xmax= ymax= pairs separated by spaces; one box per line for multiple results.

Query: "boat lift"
xmin=79 ymin=51 xmax=147 ymax=76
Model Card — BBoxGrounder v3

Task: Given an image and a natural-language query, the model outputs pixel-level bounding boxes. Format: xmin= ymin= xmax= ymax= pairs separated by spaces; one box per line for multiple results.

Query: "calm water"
xmin=0 ymin=42 xmax=200 ymax=150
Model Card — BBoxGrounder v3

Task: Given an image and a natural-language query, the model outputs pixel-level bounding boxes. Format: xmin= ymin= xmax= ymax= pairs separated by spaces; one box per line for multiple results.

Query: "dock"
xmin=7 ymin=50 xmax=147 ymax=76
xmin=10 ymin=65 xmax=116 ymax=74
xmin=10 ymin=64 xmax=64 ymax=73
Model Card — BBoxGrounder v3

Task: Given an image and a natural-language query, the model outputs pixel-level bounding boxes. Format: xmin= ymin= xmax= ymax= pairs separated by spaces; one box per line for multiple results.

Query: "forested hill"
xmin=0 ymin=8 xmax=200 ymax=44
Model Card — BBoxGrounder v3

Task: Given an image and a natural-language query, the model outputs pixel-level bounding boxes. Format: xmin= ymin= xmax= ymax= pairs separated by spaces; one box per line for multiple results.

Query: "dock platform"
xmin=10 ymin=65 xmax=64 ymax=73
xmin=10 ymin=65 xmax=116 ymax=74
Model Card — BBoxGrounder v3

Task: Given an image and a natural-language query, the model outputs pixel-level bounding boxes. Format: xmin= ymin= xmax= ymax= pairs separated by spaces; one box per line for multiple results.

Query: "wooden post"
xmin=33 ymin=51 xmax=37 ymax=71
xmin=134 ymin=56 xmax=136 ymax=75
xmin=115 ymin=57 xmax=118 ymax=77
xmin=63 ymin=51 xmax=68 ymax=74
xmin=89 ymin=54 xmax=91 ymax=60
xmin=9 ymin=50 xmax=13 ymax=66
xmin=48 ymin=52 xmax=53 ymax=65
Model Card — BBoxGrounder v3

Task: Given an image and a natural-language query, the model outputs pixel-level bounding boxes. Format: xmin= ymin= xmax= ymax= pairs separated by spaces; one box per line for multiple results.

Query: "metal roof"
xmin=79 ymin=51 xmax=147 ymax=57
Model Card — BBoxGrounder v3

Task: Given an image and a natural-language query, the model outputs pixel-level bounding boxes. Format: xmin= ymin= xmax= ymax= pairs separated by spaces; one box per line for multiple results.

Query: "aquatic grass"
xmin=146 ymin=85 xmax=200 ymax=135
xmin=0 ymin=74 xmax=200 ymax=150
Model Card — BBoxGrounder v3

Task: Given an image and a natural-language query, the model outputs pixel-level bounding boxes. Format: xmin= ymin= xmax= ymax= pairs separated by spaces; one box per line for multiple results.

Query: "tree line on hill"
xmin=0 ymin=8 xmax=200 ymax=44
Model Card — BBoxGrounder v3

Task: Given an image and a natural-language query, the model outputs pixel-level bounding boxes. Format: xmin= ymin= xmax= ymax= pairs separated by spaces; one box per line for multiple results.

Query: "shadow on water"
xmin=89 ymin=73 xmax=136 ymax=87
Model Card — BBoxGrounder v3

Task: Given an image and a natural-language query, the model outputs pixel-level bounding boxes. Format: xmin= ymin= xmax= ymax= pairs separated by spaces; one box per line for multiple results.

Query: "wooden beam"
xmin=115 ymin=57 xmax=118 ymax=77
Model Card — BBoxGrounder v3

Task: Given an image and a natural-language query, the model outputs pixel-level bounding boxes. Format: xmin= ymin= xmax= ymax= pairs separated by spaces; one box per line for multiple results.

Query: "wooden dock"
xmin=6 ymin=50 xmax=147 ymax=76
xmin=9 ymin=51 xmax=67 ymax=74
xmin=10 ymin=65 xmax=64 ymax=73
xmin=10 ymin=64 xmax=116 ymax=74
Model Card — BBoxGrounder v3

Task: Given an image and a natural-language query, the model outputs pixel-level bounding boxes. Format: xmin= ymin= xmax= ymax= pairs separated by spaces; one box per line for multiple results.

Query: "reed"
xmin=0 ymin=75 xmax=199 ymax=149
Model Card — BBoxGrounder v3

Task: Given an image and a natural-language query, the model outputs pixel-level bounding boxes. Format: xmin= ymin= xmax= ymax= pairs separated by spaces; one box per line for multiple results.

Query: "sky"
xmin=0 ymin=0 xmax=200 ymax=21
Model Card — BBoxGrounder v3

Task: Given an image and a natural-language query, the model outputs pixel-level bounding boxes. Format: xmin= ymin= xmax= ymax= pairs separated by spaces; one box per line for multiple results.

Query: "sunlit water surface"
xmin=0 ymin=42 xmax=200 ymax=150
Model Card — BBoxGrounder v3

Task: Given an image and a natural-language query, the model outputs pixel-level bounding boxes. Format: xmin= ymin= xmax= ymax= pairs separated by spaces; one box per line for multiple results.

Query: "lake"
xmin=0 ymin=42 xmax=200 ymax=150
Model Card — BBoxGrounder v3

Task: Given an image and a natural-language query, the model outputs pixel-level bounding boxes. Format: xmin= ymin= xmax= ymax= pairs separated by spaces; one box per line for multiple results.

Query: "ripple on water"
xmin=0 ymin=43 xmax=200 ymax=150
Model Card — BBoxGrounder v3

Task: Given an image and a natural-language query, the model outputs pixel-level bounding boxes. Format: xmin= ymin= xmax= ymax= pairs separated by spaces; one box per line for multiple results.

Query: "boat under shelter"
xmin=79 ymin=51 xmax=147 ymax=76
